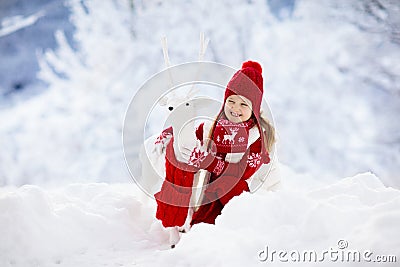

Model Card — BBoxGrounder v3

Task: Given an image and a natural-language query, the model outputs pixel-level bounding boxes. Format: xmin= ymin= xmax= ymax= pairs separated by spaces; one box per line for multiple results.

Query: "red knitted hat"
xmin=224 ymin=60 xmax=264 ymax=118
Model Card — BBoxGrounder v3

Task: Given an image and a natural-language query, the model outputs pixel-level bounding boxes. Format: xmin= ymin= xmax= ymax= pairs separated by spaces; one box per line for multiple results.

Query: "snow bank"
xmin=0 ymin=183 xmax=163 ymax=266
xmin=155 ymin=170 xmax=400 ymax=266
xmin=1 ymin=168 xmax=399 ymax=266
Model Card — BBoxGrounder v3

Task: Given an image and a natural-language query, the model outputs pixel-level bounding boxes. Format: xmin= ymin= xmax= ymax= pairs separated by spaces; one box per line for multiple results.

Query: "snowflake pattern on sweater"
xmin=247 ymin=152 xmax=262 ymax=168
xmin=154 ymin=127 xmax=173 ymax=145
xmin=212 ymin=159 xmax=225 ymax=175
xmin=188 ymin=147 xmax=208 ymax=167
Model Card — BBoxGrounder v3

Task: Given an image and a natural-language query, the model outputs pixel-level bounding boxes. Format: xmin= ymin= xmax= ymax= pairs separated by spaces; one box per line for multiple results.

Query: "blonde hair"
xmin=259 ymin=111 xmax=276 ymax=153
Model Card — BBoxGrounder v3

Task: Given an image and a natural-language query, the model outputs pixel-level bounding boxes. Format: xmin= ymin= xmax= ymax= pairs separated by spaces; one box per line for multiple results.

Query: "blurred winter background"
xmin=0 ymin=0 xmax=399 ymax=187
xmin=1 ymin=0 xmax=399 ymax=266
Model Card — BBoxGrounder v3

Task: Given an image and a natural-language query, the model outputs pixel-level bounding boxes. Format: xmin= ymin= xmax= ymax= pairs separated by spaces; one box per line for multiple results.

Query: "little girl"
xmin=154 ymin=60 xmax=275 ymax=231
xmin=186 ymin=60 xmax=276 ymax=225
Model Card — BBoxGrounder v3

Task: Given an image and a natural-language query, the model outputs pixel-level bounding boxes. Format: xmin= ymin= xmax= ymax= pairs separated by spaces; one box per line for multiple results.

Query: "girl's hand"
xmin=174 ymin=140 xmax=202 ymax=163
xmin=179 ymin=143 xmax=196 ymax=162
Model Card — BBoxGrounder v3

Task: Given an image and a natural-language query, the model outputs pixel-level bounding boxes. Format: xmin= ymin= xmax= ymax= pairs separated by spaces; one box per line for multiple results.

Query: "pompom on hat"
xmin=224 ymin=60 xmax=264 ymax=118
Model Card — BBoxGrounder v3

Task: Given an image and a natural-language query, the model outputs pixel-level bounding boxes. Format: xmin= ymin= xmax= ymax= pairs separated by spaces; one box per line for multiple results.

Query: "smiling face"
xmin=224 ymin=95 xmax=253 ymax=123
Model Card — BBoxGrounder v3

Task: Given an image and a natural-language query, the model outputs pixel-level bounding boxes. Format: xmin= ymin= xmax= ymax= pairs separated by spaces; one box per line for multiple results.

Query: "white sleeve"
xmin=246 ymin=152 xmax=282 ymax=193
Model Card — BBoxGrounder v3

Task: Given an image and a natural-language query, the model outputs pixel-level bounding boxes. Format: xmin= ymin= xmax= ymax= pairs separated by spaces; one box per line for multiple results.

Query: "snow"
xmin=1 ymin=0 xmax=400 ymax=265
xmin=0 ymin=11 xmax=45 ymax=38
xmin=1 ymin=167 xmax=399 ymax=266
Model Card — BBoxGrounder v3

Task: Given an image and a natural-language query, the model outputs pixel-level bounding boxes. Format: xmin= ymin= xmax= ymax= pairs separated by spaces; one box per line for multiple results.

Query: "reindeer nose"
xmin=168 ymin=106 xmax=174 ymax=111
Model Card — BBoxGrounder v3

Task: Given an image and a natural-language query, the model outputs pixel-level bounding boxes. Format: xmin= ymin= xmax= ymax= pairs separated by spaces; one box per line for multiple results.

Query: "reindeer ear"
xmin=159 ymin=96 xmax=169 ymax=106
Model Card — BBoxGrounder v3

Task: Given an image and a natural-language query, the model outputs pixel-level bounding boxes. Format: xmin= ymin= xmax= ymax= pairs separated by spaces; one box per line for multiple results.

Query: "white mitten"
xmin=175 ymin=140 xmax=203 ymax=163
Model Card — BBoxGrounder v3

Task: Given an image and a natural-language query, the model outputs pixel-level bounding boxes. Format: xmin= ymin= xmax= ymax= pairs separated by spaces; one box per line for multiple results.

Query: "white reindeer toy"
xmin=140 ymin=34 xmax=211 ymax=249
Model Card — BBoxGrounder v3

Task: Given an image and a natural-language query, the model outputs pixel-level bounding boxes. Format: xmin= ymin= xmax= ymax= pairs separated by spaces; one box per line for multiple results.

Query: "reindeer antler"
xmin=187 ymin=32 xmax=210 ymax=98
xmin=198 ymin=32 xmax=210 ymax=61
xmin=161 ymin=36 xmax=174 ymax=89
